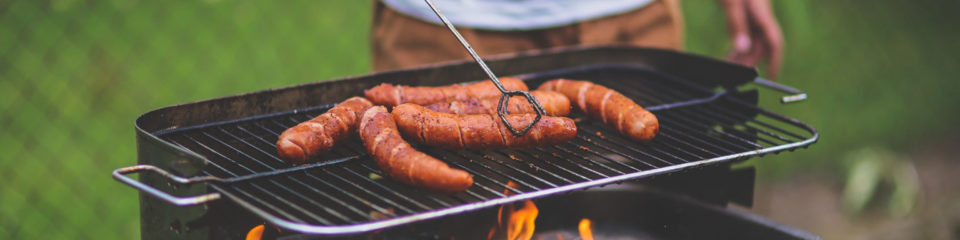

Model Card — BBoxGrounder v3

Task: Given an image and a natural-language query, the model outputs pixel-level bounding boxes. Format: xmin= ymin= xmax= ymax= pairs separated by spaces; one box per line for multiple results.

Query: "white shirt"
xmin=381 ymin=0 xmax=654 ymax=31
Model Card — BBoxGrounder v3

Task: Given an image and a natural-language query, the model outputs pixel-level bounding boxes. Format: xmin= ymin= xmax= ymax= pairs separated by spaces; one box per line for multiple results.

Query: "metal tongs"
xmin=424 ymin=0 xmax=546 ymax=136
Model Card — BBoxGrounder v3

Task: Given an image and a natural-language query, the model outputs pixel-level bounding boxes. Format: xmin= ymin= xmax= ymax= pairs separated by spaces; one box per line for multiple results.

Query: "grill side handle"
xmin=752 ymin=78 xmax=808 ymax=103
xmin=113 ymin=165 xmax=222 ymax=206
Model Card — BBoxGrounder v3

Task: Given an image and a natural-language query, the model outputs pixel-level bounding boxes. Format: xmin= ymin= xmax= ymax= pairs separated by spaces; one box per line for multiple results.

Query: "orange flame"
xmin=497 ymin=181 xmax=520 ymax=226
xmin=246 ymin=224 xmax=281 ymax=240
xmin=578 ymin=218 xmax=594 ymax=240
xmin=507 ymin=200 xmax=538 ymax=240
xmin=245 ymin=224 xmax=264 ymax=240
xmin=489 ymin=181 xmax=539 ymax=240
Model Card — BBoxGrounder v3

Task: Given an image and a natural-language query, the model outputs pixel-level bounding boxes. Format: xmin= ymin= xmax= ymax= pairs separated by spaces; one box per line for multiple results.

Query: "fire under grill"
xmin=117 ymin=63 xmax=818 ymax=235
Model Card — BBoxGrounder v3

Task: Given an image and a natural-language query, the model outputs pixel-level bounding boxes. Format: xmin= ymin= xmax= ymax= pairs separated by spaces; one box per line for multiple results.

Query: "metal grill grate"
xmin=151 ymin=66 xmax=817 ymax=234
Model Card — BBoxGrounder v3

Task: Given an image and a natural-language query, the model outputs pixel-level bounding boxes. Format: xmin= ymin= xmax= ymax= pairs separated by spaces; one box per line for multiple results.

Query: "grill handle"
xmin=752 ymin=78 xmax=808 ymax=103
xmin=112 ymin=165 xmax=222 ymax=206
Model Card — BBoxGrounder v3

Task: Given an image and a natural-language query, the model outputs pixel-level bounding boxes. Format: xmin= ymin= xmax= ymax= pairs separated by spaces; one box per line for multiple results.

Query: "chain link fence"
xmin=0 ymin=1 xmax=371 ymax=238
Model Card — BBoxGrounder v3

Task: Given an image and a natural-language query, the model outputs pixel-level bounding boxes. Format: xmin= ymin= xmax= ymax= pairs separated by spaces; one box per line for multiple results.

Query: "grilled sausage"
xmin=359 ymin=106 xmax=474 ymax=193
xmin=276 ymin=97 xmax=373 ymax=164
xmin=364 ymin=77 xmax=529 ymax=107
xmin=538 ymin=79 xmax=659 ymax=141
xmin=425 ymin=90 xmax=571 ymax=116
xmin=391 ymin=104 xmax=577 ymax=150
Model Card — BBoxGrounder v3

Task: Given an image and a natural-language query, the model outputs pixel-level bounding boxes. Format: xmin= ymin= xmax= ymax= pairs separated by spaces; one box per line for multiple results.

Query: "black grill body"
xmin=124 ymin=46 xmax=818 ymax=239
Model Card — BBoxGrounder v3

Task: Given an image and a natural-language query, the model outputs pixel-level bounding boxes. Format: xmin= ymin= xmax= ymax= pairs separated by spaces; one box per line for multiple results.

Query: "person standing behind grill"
xmin=372 ymin=0 xmax=783 ymax=79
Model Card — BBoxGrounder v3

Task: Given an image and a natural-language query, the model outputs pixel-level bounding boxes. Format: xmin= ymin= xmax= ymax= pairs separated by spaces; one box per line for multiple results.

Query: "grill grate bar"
xmin=199 ymin=131 xmax=277 ymax=170
xmin=551 ymin=145 xmax=627 ymax=175
xmin=655 ymin=131 xmax=719 ymax=158
xmin=255 ymin=181 xmax=346 ymax=224
xmin=445 ymin=150 xmax=543 ymax=192
xmin=286 ymin=174 xmax=375 ymax=222
xmin=507 ymin=149 xmax=593 ymax=182
xmin=617 ymin=75 xmax=784 ymax=143
xmin=230 ymin=184 xmax=311 ymax=224
xmin=692 ymin=107 xmax=796 ymax=144
xmin=667 ymin=111 xmax=775 ymax=147
xmin=573 ymin=134 xmax=660 ymax=168
xmin=251 ymin=121 xmax=423 ymax=216
xmin=224 ymin=123 xmax=408 ymax=221
xmin=200 ymin=130 xmax=367 ymax=222
xmin=608 ymin=79 xmax=699 ymax=108
xmin=645 ymin=131 xmax=704 ymax=161
xmin=323 ymin=166 xmax=430 ymax=213
xmin=306 ymin=144 xmax=448 ymax=209
xmin=182 ymin=133 xmax=257 ymax=174
xmin=333 ymin=142 xmax=467 ymax=208
xmin=498 ymin=150 xmax=578 ymax=184
xmin=531 ymin=146 xmax=611 ymax=178
xmin=229 ymin=124 xmax=383 ymax=221
xmin=479 ymin=151 xmax=561 ymax=188
xmin=601 ymin=80 xmax=773 ymax=150
xmin=404 ymin=158 xmax=503 ymax=201
xmin=655 ymin=112 xmax=756 ymax=153
xmin=625 ymin=134 xmax=693 ymax=163
xmin=304 ymin=170 xmax=401 ymax=218
xmin=739 ymin=114 xmax=808 ymax=140
xmin=308 ymin=168 xmax=410 ymax=217
xmin=660 ymin=117 xmax=747 ymax=156
xmin=168 ymin=137 xmax=242 ymax=177
xmin=423 ymin=153 xmax=511 ymax=199
xmin=656 ymin=112 xmax=767 ymax=148
xmin=659 ymin=124 xmax=746 ymax=155
xmin=566 ymin=137 xmax=646 ymax=172
xmin=182 ymin=134 xmax=341 ymax=223
xmin=218 ymin=126 xmax=288 ymax=166
xmin=344 ymin=164 xmax=455 ymax=208
xmin=678 ymin=108 xmax=784 ymax=147
xmin=608 ymin=77 xmax=804 ymax=147
xmin=583 ymin=118 xmax=701 ymax=164
xmin=611 ymin=74 xmax=710 ymax=104
xmin=572 ymin=123 xmax=677 ymax=167
xmin=561 ymin=142 xmax=641 ymax=172
xmin=702 ymin=107 xmax=809 ymax=142
xmin=491 ymin=149 xmax=583 ymax=185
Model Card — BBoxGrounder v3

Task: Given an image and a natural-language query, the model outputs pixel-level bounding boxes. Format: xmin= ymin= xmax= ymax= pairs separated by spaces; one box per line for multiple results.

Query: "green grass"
xmin=0 ymin=1 xmax=372 ymax=238
xmin=1 ymin=0 xmax=957 ymax=239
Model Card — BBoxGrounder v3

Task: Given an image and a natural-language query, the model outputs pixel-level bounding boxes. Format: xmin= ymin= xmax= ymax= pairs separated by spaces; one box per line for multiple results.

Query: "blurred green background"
xmin=1 ymin=0 xmax=957 ymax=239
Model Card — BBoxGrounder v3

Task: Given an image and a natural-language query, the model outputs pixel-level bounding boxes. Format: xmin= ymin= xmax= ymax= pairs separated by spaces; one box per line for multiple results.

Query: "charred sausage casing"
xmin=359 ymin=106 xmax=474 ymax=194
xmin=538 ymin=79 xmax=659 ymax=141
xmin=276 ymin=97 xmax=373 ymax=164
xmin=363 ymin=77 xmax=529 ymax=107
xmin=425 ymin=90 xmax=571 ymax=116
xmin=391 ymin=104 xmax=577 ymax=150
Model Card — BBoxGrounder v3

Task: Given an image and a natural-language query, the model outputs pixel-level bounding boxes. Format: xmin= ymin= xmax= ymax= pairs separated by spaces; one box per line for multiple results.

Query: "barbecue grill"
xmin=113 ymin=46 xmax=819 ymax=239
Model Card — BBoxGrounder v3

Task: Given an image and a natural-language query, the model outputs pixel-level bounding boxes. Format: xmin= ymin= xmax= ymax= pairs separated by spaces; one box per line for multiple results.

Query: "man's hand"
xmin=720 ymin=0 xmax=783 ymax=79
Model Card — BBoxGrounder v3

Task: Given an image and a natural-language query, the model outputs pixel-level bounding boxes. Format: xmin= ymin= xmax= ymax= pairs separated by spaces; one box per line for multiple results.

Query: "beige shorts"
xmin=371 ymin=0 xmax=684 ymax=71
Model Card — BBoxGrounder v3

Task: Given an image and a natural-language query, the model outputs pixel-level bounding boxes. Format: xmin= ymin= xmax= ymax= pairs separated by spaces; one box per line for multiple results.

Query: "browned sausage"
xmin=364 ymin=77 xmax=529 ymax=107
xmin=276 ymin=97 xmax=373 ymax=164
xmin=425 ymin=90 xmax=571 ymax=116
xmin=391 ymin=104 xmax=577 ymax=150
xmin=359 ymin=106 xmax=474 ymax=193
xmin=538 ymin=79 xmax=659 ymax=141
